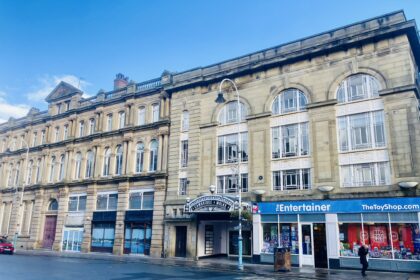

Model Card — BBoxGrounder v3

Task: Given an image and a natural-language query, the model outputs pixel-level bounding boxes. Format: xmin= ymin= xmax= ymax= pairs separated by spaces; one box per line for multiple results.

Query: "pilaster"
xmin=112 ymin=182 xmax=129 ymax=255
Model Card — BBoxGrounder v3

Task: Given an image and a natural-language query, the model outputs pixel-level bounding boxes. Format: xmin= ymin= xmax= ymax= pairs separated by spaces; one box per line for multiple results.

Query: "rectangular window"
xmin=138 ymin=107 xmax=146 ymax=125
xmin=338 ymin=111 xmax=385 ymax=152
xmin=272 ymin=169 xmax=311 ymax=191
xmin=129 ymin=191 xmax=154 ymax=210
xmin=216 ymin=173 xmax=248 ymax=194
xmin=341 ymin=162 xmax=390 ymax=187
xmin=96 ymin=193 xmax=118 ymax=211
xmin=68 ymin=195 xmax=87 ymax=212
xmin=91 ymin=223 xmax=115 ymax=249
xmin=180 ymin=140 xmax=188 ymax=168
xmin=54 ymin=127 xmax=60 ymax=142
xmin=152 ymin=104 xmax=160 ymax=122
xmin=179 ymin=178 xmax=188 ymax=195
xmin=272 ymin=123 xmax=309 ymax=158
xmin=118 ymin=111 xmax=125 ymax=129
xmin=79 ymin=121 xmax=85 ymax=137
xmin=217 ymin=132 xmax=248 ymax=164
xmin=63 ymin=125 xmax=69 ymax=140
xmin=107 ymin=114 xmax=113 ymax=131
xmin=41 ymin=130 xmax=46 ymax=144
xmin=182 ymin=111 xmax=189 ymax=131
xmin=32 ymin=132 xmax=37 ymax=147
xmin=89 ymin=119 xmax=95 ymax=135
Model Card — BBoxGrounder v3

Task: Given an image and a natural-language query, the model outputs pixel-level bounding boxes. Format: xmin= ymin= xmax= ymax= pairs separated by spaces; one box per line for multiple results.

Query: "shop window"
xmin=338 ymin=214 xmax=420 ymax=260
xmin=217 ymin=132 xmax=248 ymax=164
xmin=129 ymin=191 xmax=154 ymax=210
xmin=262 ymin=223 xmax=299 ymax=254
xmin=272 ymin=88 xmax=307 ymax=115
xmin=217 ymin=173 xmax=248 ymax=193
xmin=68 ymin=195 xmax=87 ymax=212
xmin=96 ymin=193 xmax=118 ymax=211
xmin=91 ymin=223 xmax=115 ymax=248
xmin=62 ymin=228 xmax=83 ymax=252
xmin=337 ymin=74 xmax=380 ymax=103
xmin=124 ymin=223 xmax=152 ymax=255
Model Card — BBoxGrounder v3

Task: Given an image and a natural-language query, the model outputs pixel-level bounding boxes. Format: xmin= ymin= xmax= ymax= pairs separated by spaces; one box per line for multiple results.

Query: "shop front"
xmin=91 ymin=211 xmax=116 ymax=253
xmin=124 ymin=210 xmax=153 ymax=255
xmin=184 ymin=194 xmax=252 ymax=259
xmin=254 ymin=197 xmax=420 ymax=272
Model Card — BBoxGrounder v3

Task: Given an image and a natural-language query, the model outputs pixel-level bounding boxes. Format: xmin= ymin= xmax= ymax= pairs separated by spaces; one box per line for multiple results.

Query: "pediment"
xmin=45 ymin=81 xmax=82 ymax=103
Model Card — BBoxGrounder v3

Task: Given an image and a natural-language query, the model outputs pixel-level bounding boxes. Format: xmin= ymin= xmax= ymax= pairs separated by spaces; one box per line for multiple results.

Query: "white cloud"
xmin=0 ymin=92 xmax=30 ymax=124
xmin=26 ymin=75 xmax=91 ymax=102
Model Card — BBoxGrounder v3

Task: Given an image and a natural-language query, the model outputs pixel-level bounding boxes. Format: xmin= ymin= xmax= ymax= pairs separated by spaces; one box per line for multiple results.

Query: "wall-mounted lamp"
xmin=398 ymin=181 xmax=418 ymax=189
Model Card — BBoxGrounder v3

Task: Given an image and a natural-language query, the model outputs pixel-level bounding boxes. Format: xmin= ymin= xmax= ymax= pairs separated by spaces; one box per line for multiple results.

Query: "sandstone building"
xmin=0 ymin=10 xmax=420 ymax=272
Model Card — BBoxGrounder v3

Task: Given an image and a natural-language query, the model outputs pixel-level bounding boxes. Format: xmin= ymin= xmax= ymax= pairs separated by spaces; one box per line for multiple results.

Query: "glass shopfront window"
xmin=338 ymin=213 xmax=420 ymax=260
xmin=262 ymin=223 xmax=299 ymax=254
xmin=91 ymin=223 xmax=115 ymax=249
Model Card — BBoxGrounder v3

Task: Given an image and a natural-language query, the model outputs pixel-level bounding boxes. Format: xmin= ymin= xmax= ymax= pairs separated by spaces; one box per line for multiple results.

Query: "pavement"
xmin=6 ymin=249 xmax=420 ymax=280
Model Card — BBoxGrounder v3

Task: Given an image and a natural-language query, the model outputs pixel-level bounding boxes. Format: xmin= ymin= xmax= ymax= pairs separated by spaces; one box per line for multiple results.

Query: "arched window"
xmin=48 ymin=199 xmax=58 ymax=211
xmin=135 ymin=142 xmax=145 ymax=173
xmin=218 ymin=101 xmax=247 ymax=125
xmin=182 ymin=110 xmax=189 ymax=131
xmin=115 ymin=145 xmax=123 ymax=175
xmin=26 ymin=160 xmax=33 ymax=185
xmin=49 ymin=156 xmax=56 ymax=182
xmin=59 ymin=154 xmax=66 ymax=181
xmin=103 ymin=148 xmax=111 ymax=176
xmin=74 ymin=152 xmax=82 ymax=179
xmin=272 ymin=88 xmax=307 ymax=115
xmin=337 ymin=74 xmax=380 ymax=103
xmin=85 ymin=150 xmax=94 ymax=178
xmin=138 ymin=106 xmax=146 ymax=125
xmin=149 ymin=140 xmax=158 ymax=172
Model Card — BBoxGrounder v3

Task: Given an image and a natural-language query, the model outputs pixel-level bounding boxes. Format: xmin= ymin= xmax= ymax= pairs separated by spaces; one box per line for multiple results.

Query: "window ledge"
xmin=271 ymin=155 xmax=311 ymax=161
xmin=338 ymin=147 xmax=387 ymax=154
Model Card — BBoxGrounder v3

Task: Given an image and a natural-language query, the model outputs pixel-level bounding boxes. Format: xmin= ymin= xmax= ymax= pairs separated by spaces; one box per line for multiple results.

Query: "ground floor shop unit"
xmin=254 ymin=197 xmax=420 ymax=272
xmin=165 ymin=194 xmax=253 ymax=260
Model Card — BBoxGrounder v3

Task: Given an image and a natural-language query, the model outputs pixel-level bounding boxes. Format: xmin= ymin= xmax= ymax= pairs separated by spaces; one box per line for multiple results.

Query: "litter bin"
xmin=274 ymin=247 xmax=291 ymax=272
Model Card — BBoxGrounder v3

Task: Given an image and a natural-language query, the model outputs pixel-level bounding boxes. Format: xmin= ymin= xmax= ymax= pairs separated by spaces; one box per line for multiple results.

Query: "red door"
xmin=42 ymin=216 xmax=57 ymax=249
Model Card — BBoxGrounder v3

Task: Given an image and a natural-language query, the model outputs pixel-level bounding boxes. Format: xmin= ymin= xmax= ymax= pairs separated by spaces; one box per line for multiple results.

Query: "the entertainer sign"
xmin=258 ymin=197 xmax=420 ymax=214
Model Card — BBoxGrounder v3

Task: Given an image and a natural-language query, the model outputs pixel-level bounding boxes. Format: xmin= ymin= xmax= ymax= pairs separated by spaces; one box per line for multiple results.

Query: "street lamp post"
xmin=215 ymin=78 xmax=244 ymax=271
xmin=6 ymin=138 xmax=30 ymax=247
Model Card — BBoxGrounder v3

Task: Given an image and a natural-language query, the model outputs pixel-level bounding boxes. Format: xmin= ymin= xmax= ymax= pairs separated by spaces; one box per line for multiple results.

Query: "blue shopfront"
xmin=253 ymin=197 xmax=420 ymax=272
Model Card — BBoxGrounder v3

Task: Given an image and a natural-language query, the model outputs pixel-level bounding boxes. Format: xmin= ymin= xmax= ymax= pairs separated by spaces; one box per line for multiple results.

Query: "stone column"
xmin=81 ymin=183 xmax=97 ymax=253
xmin=94 ymin=146 xmax=102 ymax=177
xmin=159 ymin=98 xmax=165 ymax=120
xmin=95 ymin=111 xmax=103 ymax=132
xmin=112 ymin=182 xmax=129 ymax=255
xmin=124 ymin=139 xmax=133 ymax=175
xmin=157 ymin=135 xmax=163 ymax=172
xmin=53 ymin=187 xmax=69 ymax=251
xmin=122 ymin=140 xmax=129 ymax=175
xmin=30 ymin=189 xmax=45 ymax=249
xmin=150 ymin=178 xmax=166 ymax=257
xmin=65 ymin=149 xmax=72 ymax=181
xmin=162 ymin=134 xmax=169 ymax=172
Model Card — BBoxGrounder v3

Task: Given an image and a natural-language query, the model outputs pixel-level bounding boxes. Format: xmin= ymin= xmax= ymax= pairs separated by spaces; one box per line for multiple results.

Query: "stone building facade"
xmin=0 ymin=74 xmax=170 ymax=257
xmin=162 ymin=11 xmax=420 ymax=272
xmin=0 ymin=10 xmax=420 ymax=272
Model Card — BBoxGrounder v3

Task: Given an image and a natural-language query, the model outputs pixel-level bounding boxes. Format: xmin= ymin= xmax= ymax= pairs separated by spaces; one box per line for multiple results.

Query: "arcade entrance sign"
xmin=185 ymin=195 xmax=237 ymax=213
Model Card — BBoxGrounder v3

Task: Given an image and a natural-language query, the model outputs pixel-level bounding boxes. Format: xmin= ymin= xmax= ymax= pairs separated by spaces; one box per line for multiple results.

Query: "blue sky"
xmin=0 ymin=0 xmax=419 ymax=123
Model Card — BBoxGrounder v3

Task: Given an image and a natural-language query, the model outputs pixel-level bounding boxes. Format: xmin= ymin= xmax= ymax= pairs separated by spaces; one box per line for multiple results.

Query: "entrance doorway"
xmin=62 ymin=227 xmax=83 ymax=252
xmin=124 ymin=223 xmax=152 ymax=255
xmin=42 ymin=215 xmax=57 ymax=249
xmin=175 ymin=226 xmax=187 ymax=257
xmin=229 ymin=230 xmax=252 ymax=256
xmin=300 ymin=223 xmax=328 ymax=268
xmin=313 ymin=223 xmax=328 ymax=268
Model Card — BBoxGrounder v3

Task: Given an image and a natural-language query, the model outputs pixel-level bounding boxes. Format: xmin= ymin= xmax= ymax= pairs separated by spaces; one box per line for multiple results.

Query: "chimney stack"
xmin=114 ymin=73 xmax=129 ymax=90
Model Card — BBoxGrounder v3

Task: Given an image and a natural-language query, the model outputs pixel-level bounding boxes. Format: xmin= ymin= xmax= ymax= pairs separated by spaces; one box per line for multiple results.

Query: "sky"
xmin=0 ymin=0 xmax=419 ymax=123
